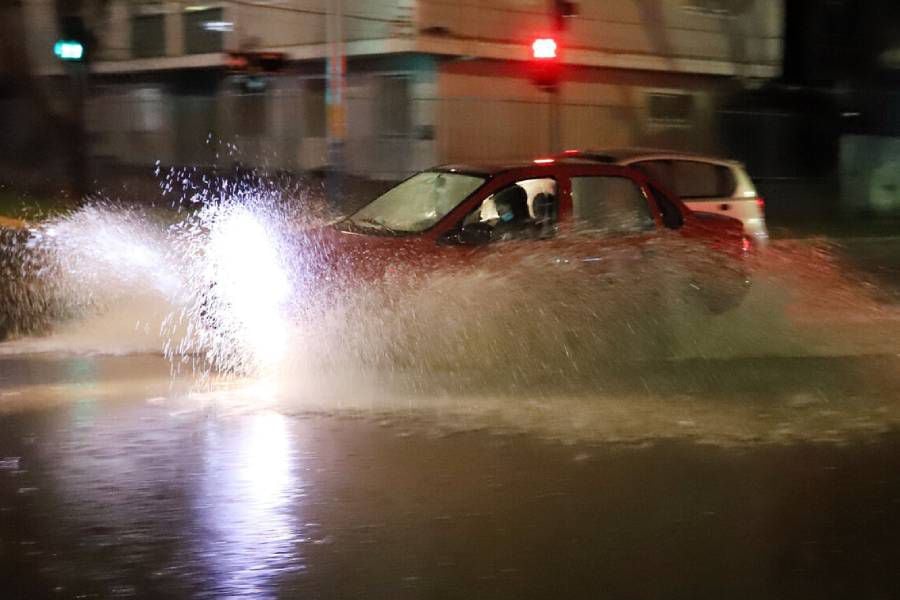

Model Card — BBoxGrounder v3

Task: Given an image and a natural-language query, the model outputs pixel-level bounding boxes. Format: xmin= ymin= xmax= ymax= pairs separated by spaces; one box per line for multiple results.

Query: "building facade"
xmin=25 ymin=0 xmax=783 ymax=180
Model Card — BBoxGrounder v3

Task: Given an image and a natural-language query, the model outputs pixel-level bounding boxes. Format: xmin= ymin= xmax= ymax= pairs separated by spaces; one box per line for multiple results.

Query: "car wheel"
xmin=690 ymin=268 xmax=751 ymax=315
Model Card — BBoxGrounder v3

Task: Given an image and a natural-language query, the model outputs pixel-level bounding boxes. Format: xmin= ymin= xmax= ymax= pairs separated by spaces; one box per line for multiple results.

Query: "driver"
xmin=491 ymin=184 xmax=532 ymax=240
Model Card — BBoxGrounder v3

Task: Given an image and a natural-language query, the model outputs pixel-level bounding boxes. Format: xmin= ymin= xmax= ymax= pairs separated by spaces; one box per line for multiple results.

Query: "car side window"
xmin=463 ymin=178 xmax=558 ymax=240
xmin=570 ymin=176 xmax=655 ymax=235
xmin=670 ymin=160 xmax=736 ymax=198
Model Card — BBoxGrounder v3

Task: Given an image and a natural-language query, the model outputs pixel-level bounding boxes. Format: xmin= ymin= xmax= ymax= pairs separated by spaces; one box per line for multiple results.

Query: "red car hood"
xmin=298 ymin=225 xmax=436 ymax=281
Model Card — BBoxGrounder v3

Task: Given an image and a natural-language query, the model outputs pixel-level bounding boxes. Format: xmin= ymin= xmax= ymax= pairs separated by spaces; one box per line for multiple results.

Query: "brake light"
xmin=756 ymin=196 xmax=765 ymax=214
xmin=742 ymin=236 xmax=752 ymax=254
xmin=534 ymin=158 xmax=555 ymax=164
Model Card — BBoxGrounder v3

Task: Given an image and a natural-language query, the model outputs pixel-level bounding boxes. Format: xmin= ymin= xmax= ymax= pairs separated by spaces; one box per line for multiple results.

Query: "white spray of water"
xmin=1 ymin=205 xmax=182 ymax=355
xmin=0 ymin=195 xmax=300 ymax=373
xmin=1 ymin=185 xmax=898 ymax=445
xmin=165 ymin=200 xmax=295 ymax=377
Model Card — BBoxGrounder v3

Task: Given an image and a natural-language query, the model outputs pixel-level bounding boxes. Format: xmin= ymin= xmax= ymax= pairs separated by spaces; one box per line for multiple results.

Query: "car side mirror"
xmin=458 ymin=222 xmax=494 ymax=245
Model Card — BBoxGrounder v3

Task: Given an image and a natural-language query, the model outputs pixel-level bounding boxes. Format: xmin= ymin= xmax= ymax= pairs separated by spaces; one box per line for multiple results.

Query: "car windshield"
xmin=346 ymin=171 xmax=485 ymax=233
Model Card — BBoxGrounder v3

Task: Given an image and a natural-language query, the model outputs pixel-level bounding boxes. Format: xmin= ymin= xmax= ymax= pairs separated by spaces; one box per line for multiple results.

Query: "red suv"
xmin=315 ymin=159 xmax=750 ymax=312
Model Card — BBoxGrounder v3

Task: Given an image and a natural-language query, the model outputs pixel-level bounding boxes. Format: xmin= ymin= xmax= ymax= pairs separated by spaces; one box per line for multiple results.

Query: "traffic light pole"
xmin=549 ymin=85 xmax=560 ymax=154
xmin=63 ymin=59 xmax=90 ymax=202
xmin=530 ymin=0 xmax=577 ymax=154
xmin=54 ymin=14 xmax=94 ymax=201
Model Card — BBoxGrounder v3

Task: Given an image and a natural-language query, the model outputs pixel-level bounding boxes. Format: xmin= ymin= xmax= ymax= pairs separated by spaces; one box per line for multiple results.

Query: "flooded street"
xmin=1 ymin=205 xmax=898 ymax=598
xmin=0 ymin=352 xmax=899 ymax=599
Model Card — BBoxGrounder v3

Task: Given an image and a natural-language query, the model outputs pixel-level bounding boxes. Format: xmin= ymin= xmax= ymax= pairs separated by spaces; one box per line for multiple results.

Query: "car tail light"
xmin=755 ymin=196 xmax=765 ymax=214
xmin=742 ymin=236 xmax=752 ymax=254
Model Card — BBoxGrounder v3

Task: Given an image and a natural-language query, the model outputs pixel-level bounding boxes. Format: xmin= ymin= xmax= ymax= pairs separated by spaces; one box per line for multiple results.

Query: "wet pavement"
xmin=0 ymin=351 xmax=899 ymax=599
xmin=0 ymin=237 xmax=898 ymax=598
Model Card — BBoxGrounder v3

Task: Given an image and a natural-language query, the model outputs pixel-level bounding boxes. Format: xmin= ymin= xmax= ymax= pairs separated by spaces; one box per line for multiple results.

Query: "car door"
xmin=434 ymin=175 xmax=562 ymax=271
xmin=553 ymin=171 xmax=660 ymax=285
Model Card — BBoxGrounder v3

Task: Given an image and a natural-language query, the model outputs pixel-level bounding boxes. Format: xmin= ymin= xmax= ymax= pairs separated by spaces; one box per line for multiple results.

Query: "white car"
xmin=559 ymin=149 xmax=769 ymax=244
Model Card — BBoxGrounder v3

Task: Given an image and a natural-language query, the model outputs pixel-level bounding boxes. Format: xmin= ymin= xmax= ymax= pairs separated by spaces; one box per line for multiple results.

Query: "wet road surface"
xmin=0 ymin=237 xmax=899 ymax=598
xmin=0 ymin=351 xmax=899 ymax=599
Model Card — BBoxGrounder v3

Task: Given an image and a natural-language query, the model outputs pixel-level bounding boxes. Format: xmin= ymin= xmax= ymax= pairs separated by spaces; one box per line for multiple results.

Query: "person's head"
xmin=493 ymin=185 xmax=529 ymax=223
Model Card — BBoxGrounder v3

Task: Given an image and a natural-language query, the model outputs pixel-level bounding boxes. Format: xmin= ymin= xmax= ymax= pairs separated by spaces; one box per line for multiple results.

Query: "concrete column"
xmin=105 ymin=1 xmax=130 ymax=61
xmin=409 ymin=56 xmax=439 ymax=172
xmin=166 ymin=2 xmax=184 ymax=57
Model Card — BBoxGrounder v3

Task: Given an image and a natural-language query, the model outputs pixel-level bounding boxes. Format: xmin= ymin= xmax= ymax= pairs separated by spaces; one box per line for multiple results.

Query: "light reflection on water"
xmin=198 ymin=411 xmax=302 ymax=597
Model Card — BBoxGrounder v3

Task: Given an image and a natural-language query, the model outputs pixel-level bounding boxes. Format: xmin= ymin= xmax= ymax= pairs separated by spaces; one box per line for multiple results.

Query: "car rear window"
xmin=670 ymin=160 xmax=736 ymax=198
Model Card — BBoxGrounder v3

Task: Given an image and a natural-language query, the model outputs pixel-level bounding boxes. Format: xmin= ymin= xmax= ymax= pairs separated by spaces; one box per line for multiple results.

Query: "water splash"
xmin=165 ymin=197 xmax=297 ymax=377
xmin=0 ymin=181 xmax=315 ymax=372
xmin=0 ymin=177 xmax=898 ymax=446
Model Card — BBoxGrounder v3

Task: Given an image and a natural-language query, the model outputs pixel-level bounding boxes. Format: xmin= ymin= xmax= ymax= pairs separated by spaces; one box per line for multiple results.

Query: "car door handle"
xmin=719 ymin=203 xmax=731 ymax=211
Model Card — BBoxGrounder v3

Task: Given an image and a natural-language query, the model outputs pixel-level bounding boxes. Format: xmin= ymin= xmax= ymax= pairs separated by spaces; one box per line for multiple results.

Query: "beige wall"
xmin=234 ymin=0 xmax=410 ymax=49
xmin=25 ymin=1 xmax=781 ymax=77
xmin=27 ymin=1 xmax=779 ymax=178
xmin=436 ymin=59 xmax=724 ymax=163
xmin=417 ymin=0 xmax=781 ymax=74
xmin=83 ymin=57 xmax=729 ymax=178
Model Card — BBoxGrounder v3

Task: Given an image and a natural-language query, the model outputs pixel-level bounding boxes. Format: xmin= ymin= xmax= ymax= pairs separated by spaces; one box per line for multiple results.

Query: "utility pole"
xmin=549 ymin=84 xmax=560 ymax=153
xmin=325 ymin=0 xmax=346 ymax=209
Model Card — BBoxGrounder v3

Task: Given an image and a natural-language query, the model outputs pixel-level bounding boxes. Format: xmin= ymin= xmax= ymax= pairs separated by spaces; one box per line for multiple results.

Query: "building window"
xmin=131 ymin=87 xmax=165 ymax=132
xmin=646 ymin=91 xmax=695 ymax=127
xmin=377 ymin=76 xmax=411 ymax=137
xmin=303 ymin=79 xmax=326 ymax=138
xmin=183 ymin=7 xmax=225 ymax=54
xmin=131 ymin=4 xmax=166 ymax=58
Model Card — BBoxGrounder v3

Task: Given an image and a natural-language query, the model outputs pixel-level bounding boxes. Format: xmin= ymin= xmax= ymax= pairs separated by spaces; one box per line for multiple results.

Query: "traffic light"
xmin=532 ymin=37 xmax=558 ymax=59
xmin=530 ymin=37 xmax=561 ymax=90
xmin=54 ymin=40 xmax=84 ymax=61
xmin=227 ymin=52 xmax=287 ymax=93
xmin=55 ymin=15 xmax=94 ymax=62
xmin=226 ymin=52 xmax=286 ymax=74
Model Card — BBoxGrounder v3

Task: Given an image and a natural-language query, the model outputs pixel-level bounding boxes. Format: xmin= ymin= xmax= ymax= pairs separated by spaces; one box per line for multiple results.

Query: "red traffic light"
xmin=532 ymin=38 xmax=558 ymax=60
xmin=529 ymin=37 xmax=561 ymax=90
